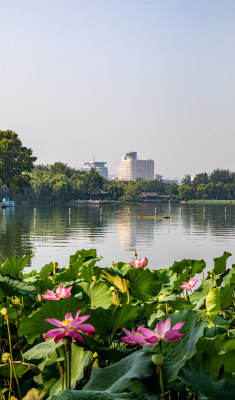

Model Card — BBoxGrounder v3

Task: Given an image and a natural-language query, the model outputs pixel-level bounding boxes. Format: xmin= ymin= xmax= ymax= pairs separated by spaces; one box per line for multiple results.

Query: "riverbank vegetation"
xmin=2 ymin=162 xmax=235 ymax=203
xmin=0 ymin=250 xmax=234 ymax=399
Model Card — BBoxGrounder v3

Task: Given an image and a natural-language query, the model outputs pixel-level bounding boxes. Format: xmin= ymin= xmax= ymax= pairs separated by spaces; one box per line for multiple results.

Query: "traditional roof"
xmin=89 ymin=187 xmax=108 ymax=195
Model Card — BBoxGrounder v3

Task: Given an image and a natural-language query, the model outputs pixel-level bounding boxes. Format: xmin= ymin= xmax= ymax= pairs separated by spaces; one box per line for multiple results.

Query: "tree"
xmin=50 ymin=162 xmax=75 ymax=178
xmin=83 ymin=168 xmax=104 ymax=194
xmin=193 ymin=172 xmax=209 ymax=186
xmin=210 ymin=169 xmax=233 ymax=184
xmin=181 ymin=174 xmax=192 ymax=186
xmin=0 ymin=130 xmax=37 ymax=193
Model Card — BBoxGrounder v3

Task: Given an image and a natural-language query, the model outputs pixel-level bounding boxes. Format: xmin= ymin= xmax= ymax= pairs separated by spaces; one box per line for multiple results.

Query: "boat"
xmin=138 ymin=215 xmax=170 ymax=219
xmin=1 ymin=197 xmax=15 ymax=208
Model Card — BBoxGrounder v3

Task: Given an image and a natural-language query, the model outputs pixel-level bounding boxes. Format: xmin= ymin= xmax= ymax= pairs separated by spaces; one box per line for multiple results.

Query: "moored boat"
xmin=0 ymin=197 xmax=15 ymax=208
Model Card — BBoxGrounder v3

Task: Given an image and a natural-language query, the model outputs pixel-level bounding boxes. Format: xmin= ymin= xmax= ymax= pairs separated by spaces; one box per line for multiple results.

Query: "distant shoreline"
xmin=181 ymin=200 xmax=235 ymax=204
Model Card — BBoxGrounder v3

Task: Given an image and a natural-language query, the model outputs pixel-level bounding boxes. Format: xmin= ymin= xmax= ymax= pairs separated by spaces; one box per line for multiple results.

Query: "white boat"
xmin=1 ymin=197 xmax=15 ymax=208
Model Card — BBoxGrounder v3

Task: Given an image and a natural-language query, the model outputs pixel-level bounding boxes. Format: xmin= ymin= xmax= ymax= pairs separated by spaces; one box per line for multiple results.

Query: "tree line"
xmin=1 ymin=130 xmax=235 ymax=202
xmin=2 ymin=163 xmax=235 ymax=203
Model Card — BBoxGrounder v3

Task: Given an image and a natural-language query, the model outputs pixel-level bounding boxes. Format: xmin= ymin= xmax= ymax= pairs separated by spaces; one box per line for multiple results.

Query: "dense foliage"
xmin=0 ymin=131 xmax=37 ymax=193
xmin=0 ymin=250 xmax=234 ymax=399
xmin=1 ymin=159 xmax=235 ymax=202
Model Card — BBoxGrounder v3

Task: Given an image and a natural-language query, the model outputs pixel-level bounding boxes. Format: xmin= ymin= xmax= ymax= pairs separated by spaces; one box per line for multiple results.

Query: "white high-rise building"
xmin=117 ymin=152 xmax=154 ymax=181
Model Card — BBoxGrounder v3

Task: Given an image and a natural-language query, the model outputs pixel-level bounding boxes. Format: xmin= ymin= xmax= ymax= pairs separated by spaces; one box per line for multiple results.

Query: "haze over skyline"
xmin=0 ymin=0 xmax=234 ymax=177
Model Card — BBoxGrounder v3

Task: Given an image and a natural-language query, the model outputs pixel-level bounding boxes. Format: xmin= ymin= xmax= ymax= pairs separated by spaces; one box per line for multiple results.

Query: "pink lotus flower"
xmin=45 ymin=310 xmax=95 ymax=343
xmin=138 ymin=317 xmax=184 ymax=345
xmin=130 ymin=257 xmax=147 ymax=268
xmin=121 ymin=318 xmax=184 ymax=347
xmin=180 ymin=278 xmax=198 ymax=291
xmin=121 ymin=328 xmax=149 ymax=346
xmin=42 ymin=285 xmax=73 ymax=300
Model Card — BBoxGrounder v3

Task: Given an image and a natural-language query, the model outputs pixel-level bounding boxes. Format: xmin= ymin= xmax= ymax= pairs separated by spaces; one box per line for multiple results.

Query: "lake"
xmin=0 ymin=203 xmax=235 ymax=271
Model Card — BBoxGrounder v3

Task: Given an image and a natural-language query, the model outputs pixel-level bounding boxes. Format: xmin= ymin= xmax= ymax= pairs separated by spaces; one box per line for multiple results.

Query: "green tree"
xmin=181 ymin=174 xmax=192 ymax=186
xmin=50 ymin=162 xmax=75 ymax=178
xmin=193 ymin=172 xmax=209 ymax=186
xmin=210 ymin=169 xmax=233 ymax=184
xmin=178 ymin=185 xmax=194 ymax=200
xmin=83 ymin=168 xmax=104 ymax=194
xmin=0 ymin=130 xmax=36 ymax=193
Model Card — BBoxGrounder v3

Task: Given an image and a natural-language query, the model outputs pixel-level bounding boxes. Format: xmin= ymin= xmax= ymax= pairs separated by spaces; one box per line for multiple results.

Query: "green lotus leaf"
xmin=157 ymin=268 xmax=178 ymax=290
xmin=39 ymin=262 xmax=55 ymax=278
xmin=220 ymin=286 xmax=233 ymax=309
xmin=179 ymin=365 xmax=235 ymax=400
xmin=24 ymin=338 xmax=63 ymax=362
xmin=223 ymin=265 xmax=235 ymax=286
xmin=158 ymin=309 xmax=206 ymax=382
xmin=0 ymin=255 xmax=33 ymax=279
xmin=55 ymin=259 xmax=83 ymax=283
xmin=69 ymin=249 xmax=97 ymax=265
xmin=78 ymin=265 xmax=102 ymax=284
xmin=51 ymin=390 xmax=136 ymax=399
xmin=78 ymin=281 xmax=112 ymax=308
xmin=33 ymin=276 xmax=54 ymax=295
xmin=87 ymin=304 xmax=143 ymax=336
xmin=190 ymin=279 xmax=212 ymax=310
xmin=206 ymin=288 xmax=221 ymax=320
xmin=0 ymin=274 xmax=36 ymax=305
xmin=126 ymin=268 xmax=161 ymax=301
xmin=0 ymin=361 xmax=40 ymax=378
xmin=213 ymin=251 xmax=232 ymax=275
xmin=84 ymin=349 xmax=154 ymax=393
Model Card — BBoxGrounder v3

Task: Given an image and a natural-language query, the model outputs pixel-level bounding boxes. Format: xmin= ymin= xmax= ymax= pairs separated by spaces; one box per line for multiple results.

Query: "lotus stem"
xmin=159 ymin=341 xmax=165 ymax=400
xmin=224 ymin=312 xmax=230 ymax=337
xmin=63 ymin=344 xmax=68 ymax=389
xmin=6 ymin=315 xmax=22 ymax=400
xmin=63 ymin=337 xmax=72 ymax=390
xmin=8 ymin=359 xmax=13 ymax=400
xmin=68 ymin=340 xmax=72 ymax=390
xmin=165 ymin=303 xmax=168 ymax=315
xmin=127 ymin=290 xmax=130 ymax=304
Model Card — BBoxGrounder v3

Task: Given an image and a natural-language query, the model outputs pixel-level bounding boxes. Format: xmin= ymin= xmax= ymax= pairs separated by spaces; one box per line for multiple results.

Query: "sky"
xmin=0 ymin=0 xmax=235 ymax=178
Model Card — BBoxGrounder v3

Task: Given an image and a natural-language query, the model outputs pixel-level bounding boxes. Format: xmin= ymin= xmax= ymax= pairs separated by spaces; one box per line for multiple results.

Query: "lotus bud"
xmin=152 ymin=353 xmax=164 ymax=367
xmin=2 ymin=352 xmax=10 ymax=363
xmin=134 ymin=251 xmax=137 ymax=257
xmin=0 ymin=308 xmax=7 ymax=316
xmin=111 ymin=261 xmax=115 ymax=268
xmin=37 ymin=294 xmax=42 ymax=302
xmin=158 ymin=294 xmax=166 ymax=301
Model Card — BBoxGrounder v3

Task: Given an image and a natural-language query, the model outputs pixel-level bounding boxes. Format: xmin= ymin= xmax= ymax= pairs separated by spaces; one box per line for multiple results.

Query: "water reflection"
xmin=0 ymin=203 xmax=235 ymax=270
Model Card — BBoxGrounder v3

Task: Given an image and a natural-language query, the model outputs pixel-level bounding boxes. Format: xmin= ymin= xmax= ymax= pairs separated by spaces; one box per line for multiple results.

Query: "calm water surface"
xmin=0 ymin=203 xmax=235 ymax=271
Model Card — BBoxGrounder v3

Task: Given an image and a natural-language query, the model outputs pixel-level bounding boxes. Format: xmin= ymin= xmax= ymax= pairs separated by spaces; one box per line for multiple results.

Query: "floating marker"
xmin=155 ymin=208 xmax=157 ymax=215
xmin=34 ymin=208 xmax=36 ymax=217
xmin=100 ymin=208 xmax=102 ymax=217
xmin=69 ymin=208 xmax=71 ymax=216
xmin=128 ymin=208 xmax=130 ymax=216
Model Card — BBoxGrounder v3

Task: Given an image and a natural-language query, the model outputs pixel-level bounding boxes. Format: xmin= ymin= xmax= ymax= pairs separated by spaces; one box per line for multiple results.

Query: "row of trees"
xmin=179 ymin=170 xmax=235 ymax=200
xmin=3 ymin=163 xmax=235 ymax=203
xmin=1 ymin=130 xmax=235 ymax=202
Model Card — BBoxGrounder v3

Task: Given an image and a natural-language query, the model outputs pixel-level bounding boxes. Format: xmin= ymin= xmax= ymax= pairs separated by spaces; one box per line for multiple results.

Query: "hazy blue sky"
xmin=0 ymin=0 xmax=234 ymax=177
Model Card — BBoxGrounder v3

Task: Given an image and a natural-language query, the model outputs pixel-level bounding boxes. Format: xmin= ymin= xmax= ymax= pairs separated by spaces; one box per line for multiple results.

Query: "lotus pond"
xmin=0 ymin=250 xmax=235 ymax=400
